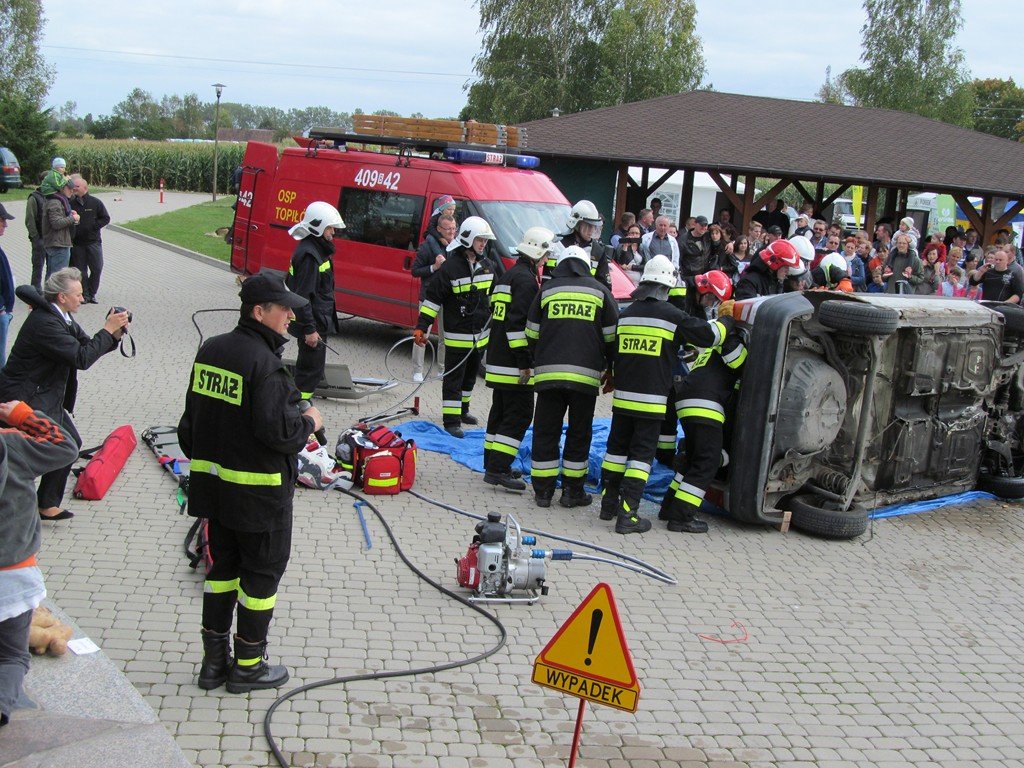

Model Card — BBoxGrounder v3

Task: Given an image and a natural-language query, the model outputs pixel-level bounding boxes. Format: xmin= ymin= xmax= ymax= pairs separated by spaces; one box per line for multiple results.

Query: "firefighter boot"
xmin=225 ymin=636 xmax=290 ymax=693
xmin=666 ymin=499 xmax=709 ymax=534
xmin=559 ymin=479 xmax=592 ymax=508
xmin=198 ymin=628 xmax=232 ymax=690
xmin=599 ymin=476 xmax=622 ymax=521
xmin=615 ymin=500 xmax=652 ymax=535
xmin=484 ymin=470 xmax=527 ymax=492
xmin=657 ymin=491 xmax=674 ymax=521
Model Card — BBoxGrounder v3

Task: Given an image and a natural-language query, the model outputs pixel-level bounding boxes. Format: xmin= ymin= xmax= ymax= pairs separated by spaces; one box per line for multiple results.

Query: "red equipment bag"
xmin=337 ymin=425 xmax=417 ymax=493
xmin=72 ymin=425 xmax=137 ymax=500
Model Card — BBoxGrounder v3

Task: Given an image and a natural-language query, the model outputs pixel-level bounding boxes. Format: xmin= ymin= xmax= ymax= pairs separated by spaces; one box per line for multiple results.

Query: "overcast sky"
xmin=40 ymin=1 xmax=1024 ymax=119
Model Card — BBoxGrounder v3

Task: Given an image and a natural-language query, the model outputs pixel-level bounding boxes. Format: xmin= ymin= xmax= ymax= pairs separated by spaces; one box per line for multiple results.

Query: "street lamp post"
xmin=212 ymin=83 xmax=225 ymax=202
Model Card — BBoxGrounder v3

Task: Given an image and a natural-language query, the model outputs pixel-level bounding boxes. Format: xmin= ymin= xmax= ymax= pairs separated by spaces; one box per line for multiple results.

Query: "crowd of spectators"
xmin=609 ymin=201 xmax=1024 ymax=304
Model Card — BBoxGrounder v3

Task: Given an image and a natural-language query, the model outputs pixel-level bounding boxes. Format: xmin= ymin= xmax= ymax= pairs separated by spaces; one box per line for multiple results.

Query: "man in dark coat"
xmin=0 ymin=268 xmax=129 ymax=519
xmin=69 ymin=175 xmax=111 ymax=303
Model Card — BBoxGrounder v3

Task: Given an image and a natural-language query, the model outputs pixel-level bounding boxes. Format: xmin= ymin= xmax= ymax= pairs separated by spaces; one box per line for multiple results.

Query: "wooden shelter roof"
xmin=519 ymin=91 xmax=1024 ymax=199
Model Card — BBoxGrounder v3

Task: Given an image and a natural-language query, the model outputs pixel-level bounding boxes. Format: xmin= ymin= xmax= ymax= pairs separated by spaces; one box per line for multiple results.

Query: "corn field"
xmin=54 ymin=140 xmax=252 ymax=193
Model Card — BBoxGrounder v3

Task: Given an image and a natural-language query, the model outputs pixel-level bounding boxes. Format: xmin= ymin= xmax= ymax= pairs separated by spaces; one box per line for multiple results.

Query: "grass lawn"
xmin=121 ymin=197 xmax=236 ymax=262
xmin=0 ymin=186 xmax=116 ymax=201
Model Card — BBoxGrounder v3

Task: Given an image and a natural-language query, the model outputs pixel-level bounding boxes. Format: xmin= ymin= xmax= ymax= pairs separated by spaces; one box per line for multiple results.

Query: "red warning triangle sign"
xmin=536 ymin=583 xmax=638 ymax=691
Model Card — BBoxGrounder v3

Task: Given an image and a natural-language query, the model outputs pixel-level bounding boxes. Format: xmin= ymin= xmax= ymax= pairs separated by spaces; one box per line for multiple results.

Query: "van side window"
xmin=338 ymin=189 xmax=425 ymax=251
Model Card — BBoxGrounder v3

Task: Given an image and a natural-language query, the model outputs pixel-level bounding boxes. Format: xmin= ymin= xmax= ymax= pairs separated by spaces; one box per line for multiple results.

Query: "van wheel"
xmin=787 ymin=493 xmax=869 ymax=539
xmin=984 ymin=302 xmax=1024 ymax=335
xmin=818 ymin=300 xmax=899 ymax=336
xmin=977 ymin=470 xmax=1024 ymax=499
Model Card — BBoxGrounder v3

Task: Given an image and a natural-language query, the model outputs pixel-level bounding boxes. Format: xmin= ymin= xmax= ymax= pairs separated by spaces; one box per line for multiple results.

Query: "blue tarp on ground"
xmin=397 ymin=420 xmax=1009 ymax=517
xmin=396 ymin=419 xmax=676 ymax=500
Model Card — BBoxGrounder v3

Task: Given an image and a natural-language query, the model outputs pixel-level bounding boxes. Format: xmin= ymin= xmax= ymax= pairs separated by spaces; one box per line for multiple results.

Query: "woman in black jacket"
xmin=0 ymin=268 xmax=129 ymax=519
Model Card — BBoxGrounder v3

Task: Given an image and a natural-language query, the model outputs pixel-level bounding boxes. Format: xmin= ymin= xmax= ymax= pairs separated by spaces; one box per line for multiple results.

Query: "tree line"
xmin=48 ymin=90 xmax=420 ymax=142
xmin=3 ymin=0 xmax=1024 ymax=183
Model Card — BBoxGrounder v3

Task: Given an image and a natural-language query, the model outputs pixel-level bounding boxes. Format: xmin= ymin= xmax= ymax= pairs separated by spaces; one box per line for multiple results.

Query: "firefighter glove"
xmin=413 ymin=329 xmax=427 ymax=347
xmin=718 ymin=299 xmax=736 ymax=319
xmin=601 ymin=370 xmax=614 ymax=394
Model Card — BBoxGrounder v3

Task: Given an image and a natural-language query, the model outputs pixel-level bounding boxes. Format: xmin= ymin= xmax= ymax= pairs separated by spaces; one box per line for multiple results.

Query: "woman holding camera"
xmin=0 ymin=268 xmax=129 ymax=520
xmin=613 ymin=223 xmax=646 ymax=284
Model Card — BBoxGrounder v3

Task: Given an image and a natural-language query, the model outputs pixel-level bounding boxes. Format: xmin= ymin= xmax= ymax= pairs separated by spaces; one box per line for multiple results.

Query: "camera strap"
xmin=118 ymin=331 xmax=136 ymax=358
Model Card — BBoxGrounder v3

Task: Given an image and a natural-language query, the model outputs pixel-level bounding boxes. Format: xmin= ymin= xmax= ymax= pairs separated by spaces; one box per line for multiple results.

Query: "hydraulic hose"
xmin=565 ymin=553 xmax=677 ymax=585
xmin=263 ymin=489 xmax=507 ymax=768
xmin=407 ymin=489 xmax=677 ymax=585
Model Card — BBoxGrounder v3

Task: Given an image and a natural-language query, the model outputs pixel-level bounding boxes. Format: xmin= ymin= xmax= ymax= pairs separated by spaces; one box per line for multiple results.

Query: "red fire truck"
xmin=229 ymin=118 xmax=634 ymax=328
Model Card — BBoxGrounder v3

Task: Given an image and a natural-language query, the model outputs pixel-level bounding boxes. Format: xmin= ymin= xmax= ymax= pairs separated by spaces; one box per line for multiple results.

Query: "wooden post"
xmin=680 ymin=170 xmax=695 ymax=222
xmin=981 ymin=195 xmax=994 ymax=244
xmin=742 ymin=174 xmax=756 ymax=235
xmin=864 ymin=185 xmax=879 ymax=236
xmin=614 ymin=164 xmax=628 ymax=225
xmin=814 ymin=181 xmax=825 ymax=216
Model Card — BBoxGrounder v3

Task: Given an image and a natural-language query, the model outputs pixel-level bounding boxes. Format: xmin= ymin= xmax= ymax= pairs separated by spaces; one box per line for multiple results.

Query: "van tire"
xmin=977 ymin=471 xmax=1024 ymax=500
xmin=986 ymin=303 xmax=1024 ymax=335
xmin=818 ymin=301 xmax=899 ymax=336
xmin=787 ymin=494 xmax=869 ymax=539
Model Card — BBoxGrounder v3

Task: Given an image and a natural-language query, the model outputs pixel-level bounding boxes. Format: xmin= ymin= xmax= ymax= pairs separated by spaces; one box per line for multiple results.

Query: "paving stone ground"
xmin=1 ymin=190 xmax=1022 ymax=768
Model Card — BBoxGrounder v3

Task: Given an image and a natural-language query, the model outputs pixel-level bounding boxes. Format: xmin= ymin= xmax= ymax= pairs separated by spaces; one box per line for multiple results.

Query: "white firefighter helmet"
xmin=556 ymin=244 xmax=591 ymax=268
xmin=789 ymin=234 xmax=815 ymax=263
xmin=565 ymin=200 xmax=603 ymax=231
xmin=640 ymin=254 xmax=678 ymax=288
xmin=819 ymin=253 xmax=848 ymax=285
xmin=447 ymin=215 xmax=496 ymax=252
xmin=289 ymin=201 xmax=344 ymax=240
xmin=516 ymin=226 xmax=555 ymax=262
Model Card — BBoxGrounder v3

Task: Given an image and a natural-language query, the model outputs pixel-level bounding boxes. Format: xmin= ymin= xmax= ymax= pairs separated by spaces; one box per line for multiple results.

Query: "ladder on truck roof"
xmin=308 ymin=115 xmax=527 ymax=154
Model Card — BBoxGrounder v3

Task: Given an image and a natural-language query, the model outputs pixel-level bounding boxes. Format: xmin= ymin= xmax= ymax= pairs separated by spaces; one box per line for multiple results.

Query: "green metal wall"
xmin=538 ymin=157 xmax=619 ymax=237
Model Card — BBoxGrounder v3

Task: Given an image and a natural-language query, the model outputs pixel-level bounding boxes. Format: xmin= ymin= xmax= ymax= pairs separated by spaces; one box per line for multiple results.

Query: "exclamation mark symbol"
xmin=584 ymin=609 xmax=603 ymax=666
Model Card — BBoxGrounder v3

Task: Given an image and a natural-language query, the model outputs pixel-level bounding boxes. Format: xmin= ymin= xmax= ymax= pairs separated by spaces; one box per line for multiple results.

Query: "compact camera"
xmin=110 ymin=306 xmax=133 ymax=323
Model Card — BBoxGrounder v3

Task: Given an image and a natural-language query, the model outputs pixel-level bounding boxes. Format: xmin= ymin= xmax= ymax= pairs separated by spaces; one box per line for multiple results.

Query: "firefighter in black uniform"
xmin=179 ymin=270 xmax=323 ymax=693
xmin=527 ymin=245 xmax=618 ymax=508
xmin=543 ymin=200 xmax=612 ymax=289
xmin=734 ymin=238 xmax=804 ymax=300
xmin=482 ymin=226 xmax=553 ymax=491
xmin=285 ymin=201 xmax=344 ymax=400
xmin=599 ymin=256 xmax=734 ymax=534
xmin=659 ymin=280 xmax=744 ymax=533
xmin=414 ymin=216 xmax=496 ymax=438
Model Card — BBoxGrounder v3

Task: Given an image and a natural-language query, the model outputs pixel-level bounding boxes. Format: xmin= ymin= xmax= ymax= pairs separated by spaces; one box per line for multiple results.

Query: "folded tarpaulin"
xmin=393 ymin=419 xmax=677 ymax=501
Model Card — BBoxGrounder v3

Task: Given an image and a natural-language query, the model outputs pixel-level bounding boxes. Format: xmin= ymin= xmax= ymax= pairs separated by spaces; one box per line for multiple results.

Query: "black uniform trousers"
xmin=37 ymin=410 xmax=81 ymax=510
xmin=71 ymin=242 xmax=103 ymax=300
xmin=29 ymin=238 xmax=45 ymax=293
xmin=484 ymin=388 xmax=534 ymax=474
xmin=441 ymin=347 xmax=481 ymax=426
xmin=202 ymin=519 xmax=292 ymax=644
xmin=666 ymin=417 xmax=723 ymax=521
xmin=655 ymin=394 xmax=682 ymax=466
xmin=531 ymin=388 xmax=596 ymax=498
xmin=293 ymin=326 xmax=328 ymax=400
xmin=600 ymin=414 xmax=661 ymax=517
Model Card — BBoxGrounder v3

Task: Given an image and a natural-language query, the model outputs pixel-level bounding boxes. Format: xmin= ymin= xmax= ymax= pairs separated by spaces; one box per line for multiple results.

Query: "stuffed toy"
xmin=28 ymin=606 xmax=73 ymax=656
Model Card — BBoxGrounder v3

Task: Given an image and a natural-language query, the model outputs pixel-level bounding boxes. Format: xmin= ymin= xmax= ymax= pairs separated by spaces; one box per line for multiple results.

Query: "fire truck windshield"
xmin=474 ymin=201 xmax=572 ymax=255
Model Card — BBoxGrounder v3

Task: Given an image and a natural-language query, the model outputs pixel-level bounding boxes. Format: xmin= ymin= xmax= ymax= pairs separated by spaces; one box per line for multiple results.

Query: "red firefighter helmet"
xmin=694 ymin=270 xmax=733 ymax=301
xmin=760 ymin=239 xmax=802 ymax=271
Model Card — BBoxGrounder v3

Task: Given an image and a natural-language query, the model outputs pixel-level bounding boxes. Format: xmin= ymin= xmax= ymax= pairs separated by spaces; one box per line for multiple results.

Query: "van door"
xmin=230 ymin=142 xmax=279 ymax=275
xmin=335 ymin=163 xmax=428 ymax=327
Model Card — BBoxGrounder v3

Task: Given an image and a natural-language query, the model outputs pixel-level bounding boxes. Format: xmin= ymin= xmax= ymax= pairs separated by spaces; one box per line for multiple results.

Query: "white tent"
xmin=628 ymin=168 xmax=756 ymax=223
